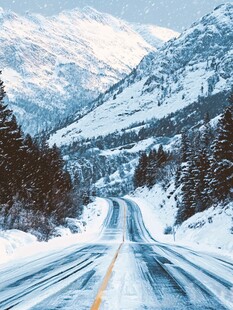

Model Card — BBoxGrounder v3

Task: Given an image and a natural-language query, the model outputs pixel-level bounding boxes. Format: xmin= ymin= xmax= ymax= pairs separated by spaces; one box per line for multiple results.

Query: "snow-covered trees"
xmin=0 ymin=74 xmax=75 ymax=238
xmin=0 ymin=80 xmax=24 ymax=206
xmin=133 ymin=145 xmax=171 ymax=189
xmin=176 ymin=103 xmax=233 ymax=224
xmin=132 ymin=98 xmax=232 ymax=226
xmin=210 ymin=106 xmax=233 ymax=200
xmin=176 ymin=132 xmax=196 ymax=224
xmin=134 ymin=152 xmax=148 ymax=188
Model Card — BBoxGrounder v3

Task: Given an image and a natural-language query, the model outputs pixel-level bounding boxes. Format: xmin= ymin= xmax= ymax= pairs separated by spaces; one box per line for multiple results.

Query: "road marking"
xmin=123 ymin=200 xmax=126 ymax=242
xmin=90 ymin=201 xmax=126 ymax=310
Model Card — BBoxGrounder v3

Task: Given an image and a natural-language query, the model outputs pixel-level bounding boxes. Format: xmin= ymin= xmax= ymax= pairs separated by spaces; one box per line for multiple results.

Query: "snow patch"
xmin=129 ymin=185 xmax=233 ymax=257
xmin=126 ymin=183 xmax=177 ymax=243
xmin=0 ymin=230 xmax=37 ymax=264
xmin=0 ymin=198 xmax=109 ymax=265
xmin=176 ymin=203 xmax=233 ymax=253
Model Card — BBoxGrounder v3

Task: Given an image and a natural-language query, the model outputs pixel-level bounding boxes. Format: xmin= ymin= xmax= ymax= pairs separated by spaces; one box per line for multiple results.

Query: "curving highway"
xmin=0 ymin=198 xmax=232 ymax=310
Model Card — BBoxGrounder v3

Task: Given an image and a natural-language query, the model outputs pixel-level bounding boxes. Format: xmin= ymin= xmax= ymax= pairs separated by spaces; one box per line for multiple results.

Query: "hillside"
xmin=0 ymin=4 xmax=232 ymax=307
xmin=132 ymin=23 xmax=179 ymax=48
xmin=47 ymin=4 xmax=233 ymax=203
xmin=0 ymin=6 xmax=177 ymax=134
xmin=50 ymin=3 xmax=233 ymax=146
xmin=129 ymin=189 xmax=233 ymax=254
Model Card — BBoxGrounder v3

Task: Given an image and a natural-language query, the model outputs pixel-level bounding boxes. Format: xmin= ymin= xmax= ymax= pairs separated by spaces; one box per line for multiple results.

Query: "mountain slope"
xmin=50 ymin=3 xmax=233 ymax=146
xmin=132 ymin=23 xmax=179 ymax=48
xmin=0 ymin=6 xmax=177 ymax=134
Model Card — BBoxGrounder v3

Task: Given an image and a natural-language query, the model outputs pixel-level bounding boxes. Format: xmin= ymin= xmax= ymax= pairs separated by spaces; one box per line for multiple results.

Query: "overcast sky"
xmin=0 ymin=0 xmax=232 ymax=31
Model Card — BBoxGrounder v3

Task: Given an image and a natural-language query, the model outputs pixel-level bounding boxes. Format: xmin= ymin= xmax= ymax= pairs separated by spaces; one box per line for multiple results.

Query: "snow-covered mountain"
xmin=50 ymin=3 xmax=233 ymax=146
xmin=132 ymin=24 xmax=179 ymax=48
xmin=0 ymin=6 xmax=177 ymax=134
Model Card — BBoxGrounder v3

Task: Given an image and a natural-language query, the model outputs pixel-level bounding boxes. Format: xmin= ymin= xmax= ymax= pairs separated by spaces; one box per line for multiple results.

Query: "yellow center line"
xmin=90 ymin=202 xmax=126 ymax=310
xmin=122 ymin=201 xmax=126 ymax=243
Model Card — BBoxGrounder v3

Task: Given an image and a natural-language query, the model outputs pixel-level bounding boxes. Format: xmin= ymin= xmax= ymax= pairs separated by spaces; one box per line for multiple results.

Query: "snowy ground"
xmin=1 ymin=191 xmax=231 ymax=266
xmin=0 ymin=197 xmax=232 ymax=309
xmin=0 ymin=198 xmax=109 ymax=265
xmin=129 ymin=185 xmax=233 ymax=257
xmin=102 ymin=198 xmax=233 ymax=310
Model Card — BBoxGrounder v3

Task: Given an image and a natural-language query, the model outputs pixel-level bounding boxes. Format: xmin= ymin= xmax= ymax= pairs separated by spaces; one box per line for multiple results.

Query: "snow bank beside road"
xmin=75 ymin=197 xmax=109 ymax=239
xmin=0 ymin=198 xmax=109 ymax=265
xmin=127 ymin=183 xmax=178 ymax=242
xmin=129 ymin=185 xmax=233 ymax=256
xmin=175 ymin=203 xmax=233 ymax=253
xmin=0 ymin=230 xmax=37 ymax=264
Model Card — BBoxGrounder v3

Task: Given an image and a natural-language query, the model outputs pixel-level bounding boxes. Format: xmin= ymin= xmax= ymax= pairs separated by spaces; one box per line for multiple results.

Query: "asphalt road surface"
xmin=0 ymin=198 xmax=232 ymax=309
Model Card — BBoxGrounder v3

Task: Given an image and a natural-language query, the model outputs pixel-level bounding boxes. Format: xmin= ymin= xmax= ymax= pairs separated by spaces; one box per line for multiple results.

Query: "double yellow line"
xmin=91 ymin=202 xmax=126 ymax=310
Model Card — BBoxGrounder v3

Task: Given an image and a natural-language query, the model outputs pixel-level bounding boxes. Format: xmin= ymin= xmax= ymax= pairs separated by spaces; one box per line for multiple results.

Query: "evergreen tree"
xmin=157 ymin=144 xmax=167 ymax=166
xmin=134 ymin=146 xmax=170 ymax=189
xmin=210 ymin=106 xmax=233 ymax=201
xmin=146 ymin=149 xmax=157 ymax=187
xmin=0 ymin=78 xmax=24 ymax=205
xmin=0 ymin=73 xmax=75 ymax=236
xmin=134 ymin=152 xmax=148 ymax=188
xmin=193 ymin=148 xmax=211 ymax=212
xmin=180 ymin=131 xmax=191 ymax=163
xmin=21 ymin=134 xmax=39 ymax=204
xmin=176 ymin=132 xmax=195 ymax=224
xmin=201 ymin=112 xmax=213 ymax=150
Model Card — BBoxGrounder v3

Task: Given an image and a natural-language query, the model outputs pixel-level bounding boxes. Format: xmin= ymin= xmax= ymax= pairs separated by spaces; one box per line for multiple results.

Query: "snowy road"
xmin=0 ymin=198 xmax=232 ymax=309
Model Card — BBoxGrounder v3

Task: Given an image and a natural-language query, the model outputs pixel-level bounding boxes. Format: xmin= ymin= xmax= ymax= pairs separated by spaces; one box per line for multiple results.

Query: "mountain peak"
xmin=197 ymin=2 xmax=233 ymax=27
xmin=50 ymin=3 xmax=233 ymax=145
xmin=80 ymin=6 xmax=112 ymax=23
xmin=0 ymin=7 xmax=17 ymax=21
xmin=0 ymin=5 xmax=160 ymax=134
xmin=214 ymin=2 xmax=233 ymax=11
xmin=59 ymin=6 xmax=111 ymax=24
xmin=82 ymin=6 xmax=101 ymax=15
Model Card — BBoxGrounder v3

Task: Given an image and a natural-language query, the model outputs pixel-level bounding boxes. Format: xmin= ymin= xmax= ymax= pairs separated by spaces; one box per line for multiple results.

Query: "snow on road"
xmin=0 ymin=198 xmax=109 ymax=266
xmin=100 ymin=198 xmax=233 ymax=310
xmin=0 ymin=197 xmax=232 ymax=310
xmin=0 ymin=198 xmax=117 ymax=310
xmin=128 ymin=187 xmax=233 ymax=255
xmin=101 ymin=243 xmax=157 ymax=310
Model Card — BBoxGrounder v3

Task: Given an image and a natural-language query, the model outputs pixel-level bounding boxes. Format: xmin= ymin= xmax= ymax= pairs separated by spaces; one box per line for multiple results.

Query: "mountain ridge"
xmin=50 ymin=3 xmax=233 ymax=146
xmin=0 ymin=6 xmax=177 ymax=134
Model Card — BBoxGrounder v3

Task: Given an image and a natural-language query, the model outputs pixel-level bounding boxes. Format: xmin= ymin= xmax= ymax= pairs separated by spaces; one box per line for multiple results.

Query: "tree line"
xmin=133 ymin=99 xmax=233 ymax=225
xmin=133 ymin=145 xmax=172 ymax=189
xmin=0 ymin=73 xmax=78 ymax=239
xmin=63 ymin=91 xmax=229 ymax=157
xmin=176 ymin=103 xmax=233 ymax=224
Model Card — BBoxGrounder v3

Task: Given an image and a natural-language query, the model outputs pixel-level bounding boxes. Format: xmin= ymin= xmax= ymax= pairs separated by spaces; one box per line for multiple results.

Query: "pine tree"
xmin=201 ymin=112 xmax=213 ymax=150
xmin=21 ymin=134 xmax=39 ymax=204
xmin=189 ymin=113 xmax=213 ymax=212
xmin=176 ymin=132 xmax=195 ymax=224
xmin=157 ymin=144 xmax=167 ymax=166
xmin=181 ymin=131 xmax=191 ymax=163
xmin=210 ymin=106 xmax=233 ymax=201
xmin=146 ymin=149 xmax=157 ymax=187
xmin=134 ymin=152 xmax=148 ymax=188
xmin=0 ymin=72 xmax=75 ymax=234
xmin=193 ymin=148 xmax=211 ymax=212
xmin=0 ymin=76 xmax=24 ymax=205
